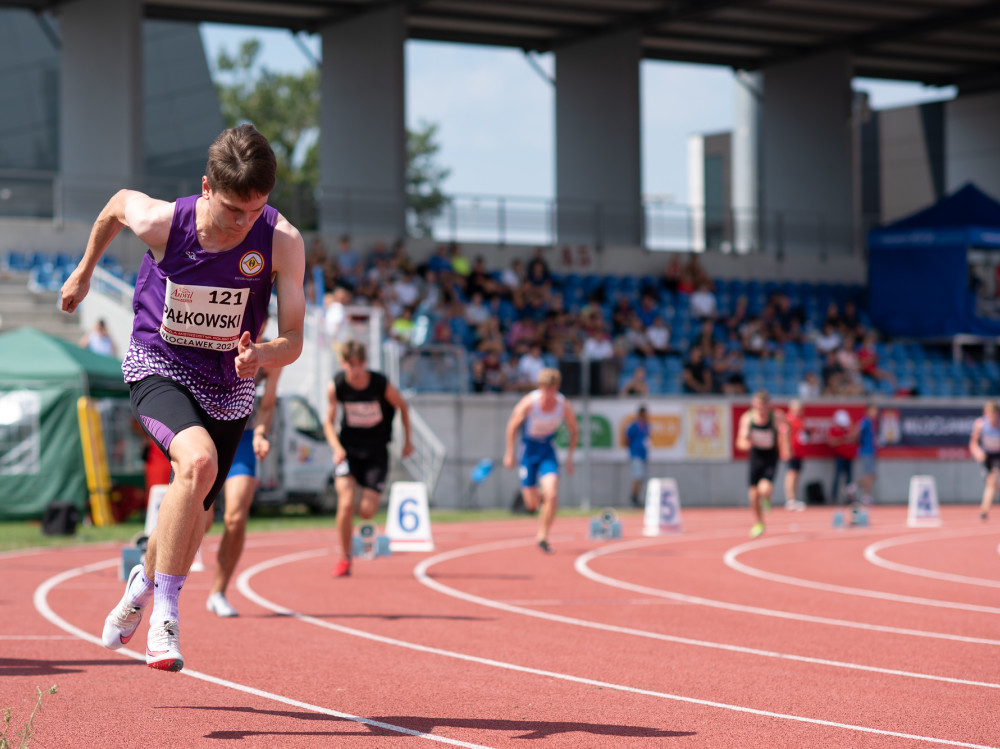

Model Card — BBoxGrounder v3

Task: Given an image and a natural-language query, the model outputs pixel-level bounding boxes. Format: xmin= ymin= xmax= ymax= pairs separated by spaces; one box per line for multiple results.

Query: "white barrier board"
xmin=907 ymin=475 xmax=942 ymax=528
xmin=385 ymin=481 xmax=434 ymax=551
xmin=643 ymin=478 xmax=683 ymax=536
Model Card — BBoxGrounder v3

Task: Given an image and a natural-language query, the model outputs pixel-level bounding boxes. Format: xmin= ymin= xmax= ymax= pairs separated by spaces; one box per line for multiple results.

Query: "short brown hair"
xmin=340 ymin=340 xmax=367 ymax=363
xmin=205 ymin=124 xmax=277 ymax=200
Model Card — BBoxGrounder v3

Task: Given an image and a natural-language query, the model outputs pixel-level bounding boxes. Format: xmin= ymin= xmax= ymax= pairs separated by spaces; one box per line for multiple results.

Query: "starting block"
xmin=851 ymin=506 xmax=870 ymax=527
xmin=589 ymin=508 xmax=622 ymax=540
xmin=120 ymin=533 xmax=148 ymax=580
xmin=351 ymin=522 xmax=391 ymax=560
xmin=832 ymin=511 xmax=846 ymax=529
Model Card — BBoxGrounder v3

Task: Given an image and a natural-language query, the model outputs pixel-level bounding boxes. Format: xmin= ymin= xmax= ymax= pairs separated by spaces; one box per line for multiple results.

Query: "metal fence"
xmin=0 ymin=169 xmax=867 ymax=256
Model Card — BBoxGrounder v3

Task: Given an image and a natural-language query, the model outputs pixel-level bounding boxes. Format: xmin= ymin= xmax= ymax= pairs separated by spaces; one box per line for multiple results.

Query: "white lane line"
xmin=577 ymin=536 xmax=1000 ymax=646
xmin=723 ymin=533 xmax=1000 ymax=614
xmin=864 ymin=531 xmax=1000 ymax=588
xmin=32 ymin=558 xmax=493 ymax=749
xmin=412 ymin=535 xmax=1000 ymax=679
xmin=236 ymin=546 xmax=998 ymax=749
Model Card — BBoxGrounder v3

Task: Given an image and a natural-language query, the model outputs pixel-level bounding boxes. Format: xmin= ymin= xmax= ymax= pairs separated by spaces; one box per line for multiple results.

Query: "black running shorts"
xmin=129 ymin=375 xmax=249 ymax=510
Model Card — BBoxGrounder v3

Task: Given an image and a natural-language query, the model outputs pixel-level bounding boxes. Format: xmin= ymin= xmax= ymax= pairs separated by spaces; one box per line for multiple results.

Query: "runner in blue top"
xmin=969 ymin=400 xmax=1000 ymax=522
xmin=625 ymin=406 xmax=650 ymax=507
xmin=503 ymin=368 xmax=579 ymax=553
xmin=857 ymin=403 xmax=879 ymax=506
xmin=61 ymin=124 xmax=306 ymax=672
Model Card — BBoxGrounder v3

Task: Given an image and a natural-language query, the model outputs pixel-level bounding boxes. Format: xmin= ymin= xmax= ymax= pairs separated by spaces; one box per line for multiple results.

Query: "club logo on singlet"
xmin=240 ymin=251 xmax=264 ymax=277
xmin=344 ymin=401 xmax=382 ymax=428
xmin=160 ymin=278 xmax=248 ymax=351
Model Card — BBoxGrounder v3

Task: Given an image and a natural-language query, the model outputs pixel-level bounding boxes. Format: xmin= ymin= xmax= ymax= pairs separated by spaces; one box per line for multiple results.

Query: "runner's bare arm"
xmin=735 ymin=412 xmax=752 ymax=452
xmin=234 ymin=215 xmax=305 ymax=377
xmin=61 ymin=190 xmax=173 ymax=313
xmin=563 ymin=401 xmax=579 ymax=474
xmin=503 ymin=395 xmax=531 ymax=469
xmin=257 ymin=216 xmax=305 ymax=367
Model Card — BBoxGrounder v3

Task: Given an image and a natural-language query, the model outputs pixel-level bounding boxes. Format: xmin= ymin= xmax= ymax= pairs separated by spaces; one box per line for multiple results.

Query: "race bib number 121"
xmin=160 ymin=279 xmax=248 ymax=351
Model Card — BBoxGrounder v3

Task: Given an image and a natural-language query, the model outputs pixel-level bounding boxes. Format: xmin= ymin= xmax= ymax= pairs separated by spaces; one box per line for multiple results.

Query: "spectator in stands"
xmin=725 ymin=294 xmax=749 ymax=336
xmin=389 ymin=305 xmax=417 ymax=348
xmin=427 ymin=244 xmax=452 ymax=275
xmin=709 ymin=341 xmax=732 ymax=394
xmin=857 ymin=330 xmax=896 ymax=389
xmin=323 ymin=286 xmax=353 ymax=349
xmin=620 ymin=365 xmax=650 ymax=397
xmin=798 ymin=370 xmax=822 ymax=399
xmin=658 ymin=254 xmax=683 ymax=294
xmin=822 ymin=301 xmax=843 ymax=333
xmin=680 ymin=252 xmax=708 ymax=294
xmin=646 ymin=314 xmax=673 ymax=357
xmin=828 ymin=409 xmax=859 ymax=504
xmin=517 ymin=343 xmax=547 ymax=390
xmin=682 ymin=346 xmax=712 ymax=394
xmin=393 ymin=267 xmax=422 ymax=313
xmin=623 ymin=314 xmax=655 ymax=359
xmin=474 ymin=350 xmax=508 ymax=393
xmin=821 ymin=351 xmax=846 ymax=395
xmin=80 ymin=318 xmax=115 ymax=357
xmin=335 ymin=234 xmax=361 ymax=288
xmin=834 ymin=333 xmax=867 ymax=395
xmin=611 ymin=296 xmax=635 ymax=338
xmin=415 ymin=268 xmax=442 ymax=314
xmin=526 ymin=248 xmax=552 ymax=287
xmin=500 ymin=258 xmax=523 ymax=293
xmin=814 ymin=321 xmax=842 ymax=357
xmin=464 ymin=290 xmax=491 ymax=328
xmin=582 ymin=323 xmax=616 ymax=362
xmin=448 ymin=242 xmax=470 ymax=278
xmin=840 ymin=300 xmax=865 ymax=338
xmin=740 ymin=316 xmax=769 ymax=359
xmin=636 ymin=294 xmax=660 ymax=328
xmin=689 ymin=281 xmax=718 ymax=321
xmin=722 ymin=351 xmax=748 ymax=395
xmin=476 ymin=317 xmax=507 ymax=357
xmin=467 ymin=255 xmax=502 ymax=299
xmin=507 ymin=316 xmax=539 ymax=358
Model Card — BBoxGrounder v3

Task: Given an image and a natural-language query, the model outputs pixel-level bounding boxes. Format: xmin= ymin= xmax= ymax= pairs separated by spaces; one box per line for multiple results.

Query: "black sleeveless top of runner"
xmin=334 ymin=370 xmax=395 ymax=457
xmin=748 ymin=413 xmax=778 ymax=461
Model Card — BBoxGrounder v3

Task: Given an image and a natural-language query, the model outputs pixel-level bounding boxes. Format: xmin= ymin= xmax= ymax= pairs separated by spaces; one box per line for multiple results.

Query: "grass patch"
xmin=0 ymin=505 xmax=607 ymax=553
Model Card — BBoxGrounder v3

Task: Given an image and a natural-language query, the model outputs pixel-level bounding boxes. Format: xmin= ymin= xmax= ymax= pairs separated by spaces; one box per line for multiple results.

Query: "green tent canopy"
xmin=0 ymin=327 xmax=130 ymax=520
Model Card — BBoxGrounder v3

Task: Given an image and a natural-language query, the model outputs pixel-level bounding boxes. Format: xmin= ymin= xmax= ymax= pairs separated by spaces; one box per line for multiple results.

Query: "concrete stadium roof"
xmin=8 ymin=0 xmax=1000 ymax=91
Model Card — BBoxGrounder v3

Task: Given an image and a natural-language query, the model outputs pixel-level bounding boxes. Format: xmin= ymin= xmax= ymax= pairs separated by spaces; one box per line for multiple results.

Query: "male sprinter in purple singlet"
xmin=61 ymin=124 xmax=305 ymax=672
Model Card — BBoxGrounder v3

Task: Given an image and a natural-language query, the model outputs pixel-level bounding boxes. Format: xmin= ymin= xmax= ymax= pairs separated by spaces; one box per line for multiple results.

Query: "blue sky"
xmin=200 ymin=24 xmax=956 ymax=206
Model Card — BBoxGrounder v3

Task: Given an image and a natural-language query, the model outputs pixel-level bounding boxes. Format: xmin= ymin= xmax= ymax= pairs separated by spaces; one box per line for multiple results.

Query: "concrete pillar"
xmin=59 ymin=0 xmax=143 ymax=221
xmin=732 ymin=72 xmax=762 ymax=253
xmin=319 ymin=5 xmax=406 ymax=238
xmin=760 ymin=50 xmax=854 ymax=256
xmin=555 ymin=29 xmax=641 ymax=247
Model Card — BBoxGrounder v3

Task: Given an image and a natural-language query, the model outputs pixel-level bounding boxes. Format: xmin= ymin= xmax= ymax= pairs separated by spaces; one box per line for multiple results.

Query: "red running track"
xmin=1 ymin=505 xmax=998 ymax=748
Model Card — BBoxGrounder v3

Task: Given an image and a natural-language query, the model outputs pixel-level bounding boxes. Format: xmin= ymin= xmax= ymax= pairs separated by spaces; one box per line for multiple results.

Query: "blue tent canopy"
xmin=868 ymin=183 xmax=1000 ymax=338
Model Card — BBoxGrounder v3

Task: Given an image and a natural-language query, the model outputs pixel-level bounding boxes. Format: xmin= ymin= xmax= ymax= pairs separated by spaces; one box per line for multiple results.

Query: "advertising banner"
xmin=732 ymin=401 xmax=981 ymax=460
xmin=556 ymin=399 xmax=731 ymax=462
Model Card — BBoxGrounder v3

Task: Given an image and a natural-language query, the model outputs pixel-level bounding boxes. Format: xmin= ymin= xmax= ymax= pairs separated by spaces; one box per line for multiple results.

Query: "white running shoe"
xmin=101 ymin=564 xmax=147 ymax=650
xmin=189 ymin=548 xmax=205 ymax=573
xmin=146 ymin=620 xmax=183 ymax=672
xmin=206 ymin=592 xmax=239 ymax=618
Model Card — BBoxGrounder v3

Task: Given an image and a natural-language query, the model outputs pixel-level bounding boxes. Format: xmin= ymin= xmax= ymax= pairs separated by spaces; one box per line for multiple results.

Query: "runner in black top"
xmin=735 ymin=390 xmax=789 ymax=539
xmin=323 ymin=340 xmax=413 ymax=577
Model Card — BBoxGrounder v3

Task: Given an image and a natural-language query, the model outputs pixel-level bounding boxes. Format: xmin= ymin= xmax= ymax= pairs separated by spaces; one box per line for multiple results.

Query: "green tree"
xmin=213 ymin=40 xmax=449 ymax=235
xmin=407 ymin=121 xmax=451 ymax=238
